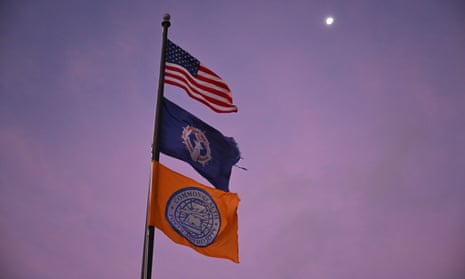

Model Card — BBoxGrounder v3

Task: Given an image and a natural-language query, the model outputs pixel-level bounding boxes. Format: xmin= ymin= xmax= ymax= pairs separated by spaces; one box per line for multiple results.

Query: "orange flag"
xmin=148 ymin=161 xmax=240 ymax=263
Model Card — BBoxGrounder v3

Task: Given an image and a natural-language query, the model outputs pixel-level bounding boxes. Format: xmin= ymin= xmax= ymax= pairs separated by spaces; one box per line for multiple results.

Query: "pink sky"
xmin=1 ymin=1 xmax=465 ymax=278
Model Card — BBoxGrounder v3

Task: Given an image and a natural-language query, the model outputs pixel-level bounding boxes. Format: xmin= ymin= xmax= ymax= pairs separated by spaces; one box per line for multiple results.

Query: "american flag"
xmin=164 ymin=40 xmax=237 ymax=113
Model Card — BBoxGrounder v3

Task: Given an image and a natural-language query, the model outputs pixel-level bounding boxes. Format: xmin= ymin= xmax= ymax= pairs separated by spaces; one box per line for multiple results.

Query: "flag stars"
xmin=166 ymin=40 xmax=200 ymax=76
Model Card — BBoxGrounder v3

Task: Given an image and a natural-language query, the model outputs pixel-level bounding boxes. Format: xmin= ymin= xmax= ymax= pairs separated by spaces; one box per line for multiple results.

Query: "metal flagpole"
xmin=141 ymin=13 xmax=170 ymax=279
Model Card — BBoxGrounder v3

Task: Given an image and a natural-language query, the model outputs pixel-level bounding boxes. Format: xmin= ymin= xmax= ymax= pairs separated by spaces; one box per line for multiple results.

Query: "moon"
xmin=325 ymin=16 xmax=334 ymax=26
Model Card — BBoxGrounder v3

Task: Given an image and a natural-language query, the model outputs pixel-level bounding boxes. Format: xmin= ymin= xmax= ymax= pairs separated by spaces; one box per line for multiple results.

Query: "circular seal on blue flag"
xmin=166 ymin=187 xmax=221 ymax=247
xmin=181 ymin=125 xmax=212 ymax=166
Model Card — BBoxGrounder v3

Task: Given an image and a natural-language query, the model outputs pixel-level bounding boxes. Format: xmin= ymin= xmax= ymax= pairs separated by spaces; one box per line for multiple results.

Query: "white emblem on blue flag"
xmin=181 ymin=126 xmax=212 ymax=166
xmin=166 ymin=187 xmax=221 ymax=247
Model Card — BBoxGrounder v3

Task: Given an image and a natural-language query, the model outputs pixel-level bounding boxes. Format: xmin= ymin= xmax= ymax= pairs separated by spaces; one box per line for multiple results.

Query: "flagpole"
xmin=141 ymin=13 xmax=170 ymax=279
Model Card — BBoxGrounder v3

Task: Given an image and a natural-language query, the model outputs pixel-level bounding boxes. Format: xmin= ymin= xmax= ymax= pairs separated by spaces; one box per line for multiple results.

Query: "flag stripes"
xmin=164 ymin=40 xmax=237 ymax=113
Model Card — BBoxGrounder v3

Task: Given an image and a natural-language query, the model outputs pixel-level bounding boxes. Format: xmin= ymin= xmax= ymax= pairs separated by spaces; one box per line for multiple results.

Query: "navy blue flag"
xmin=159 ymin=97 xmax=240 ymax=192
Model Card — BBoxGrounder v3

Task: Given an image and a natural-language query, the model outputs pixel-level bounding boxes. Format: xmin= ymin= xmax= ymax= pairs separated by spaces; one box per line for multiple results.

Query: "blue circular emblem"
xmin=166 ymin=187 xmax=221 ymax=247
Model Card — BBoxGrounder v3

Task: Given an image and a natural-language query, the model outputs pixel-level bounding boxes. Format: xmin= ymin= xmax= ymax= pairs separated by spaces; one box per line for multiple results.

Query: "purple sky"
xmin=1 ymin=1 xmax=465 ymax=278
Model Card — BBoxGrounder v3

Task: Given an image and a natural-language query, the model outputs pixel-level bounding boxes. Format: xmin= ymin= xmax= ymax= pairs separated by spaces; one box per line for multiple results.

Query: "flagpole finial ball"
xmin=162 ymin=13 xmax=171 ymax=27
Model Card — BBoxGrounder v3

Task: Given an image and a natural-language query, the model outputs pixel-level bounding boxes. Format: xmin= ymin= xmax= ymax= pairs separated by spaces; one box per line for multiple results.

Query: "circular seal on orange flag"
xmin=166 ymin=187 xmax=220 ymax=247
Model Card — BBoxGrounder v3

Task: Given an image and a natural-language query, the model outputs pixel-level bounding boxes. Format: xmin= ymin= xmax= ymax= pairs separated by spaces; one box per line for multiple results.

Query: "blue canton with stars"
xmin=166 ymin=40 xmax=200 ymax=77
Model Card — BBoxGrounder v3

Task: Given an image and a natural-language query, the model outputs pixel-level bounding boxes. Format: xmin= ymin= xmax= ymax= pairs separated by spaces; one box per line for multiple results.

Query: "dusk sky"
xmin=1 ymin=1 xmax=465 ymax=278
